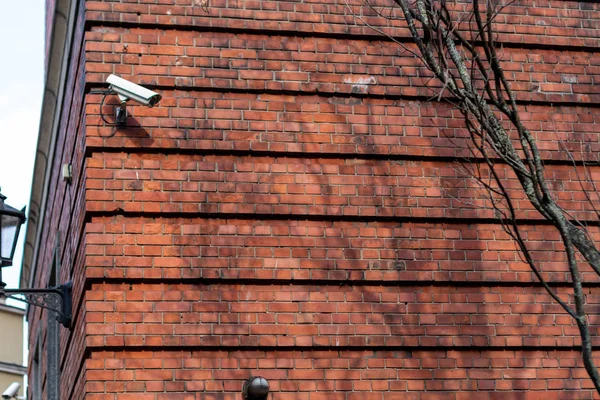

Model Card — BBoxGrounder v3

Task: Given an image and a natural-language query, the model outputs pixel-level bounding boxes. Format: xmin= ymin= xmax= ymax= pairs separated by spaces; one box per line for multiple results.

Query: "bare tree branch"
xmin=355 ymin=0 xmax=600 ymax=391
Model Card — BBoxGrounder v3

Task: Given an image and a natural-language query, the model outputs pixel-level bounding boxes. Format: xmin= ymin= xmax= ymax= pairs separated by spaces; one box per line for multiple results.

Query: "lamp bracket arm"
xmin=0 ymin=281 xmax=72 ymax=329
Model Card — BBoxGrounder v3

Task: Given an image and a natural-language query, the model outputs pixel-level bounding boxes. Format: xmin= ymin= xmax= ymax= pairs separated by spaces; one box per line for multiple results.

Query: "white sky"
xmin=0 ymin=0 xmax=45 ymax=297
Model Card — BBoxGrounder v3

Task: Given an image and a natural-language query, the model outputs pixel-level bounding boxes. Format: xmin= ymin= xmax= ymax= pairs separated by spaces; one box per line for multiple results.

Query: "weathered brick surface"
xmin=84 ymin=282 xmax=600 ymax=348
xmin=85 ymin=349 xmax=600 ymax=399
xmin=84 ymin=217 xmax=600 ymax=284
xmin=31 ymin=0 xmax=600 ymax=397
xmin=85 ymin=92 xmax=600 ymax=162
xmin=85 ymin=153 xmax=600 ymax=221
xmin=27 ymin=2 xmax=89 ymax=397
xmin=85 ymin=29 xmax=600 ymax=103
xmin=85 ymin=0 xmax=600 ymax=48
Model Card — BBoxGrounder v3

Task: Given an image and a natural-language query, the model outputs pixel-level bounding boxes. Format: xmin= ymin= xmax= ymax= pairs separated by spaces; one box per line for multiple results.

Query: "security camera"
xmin=105 ymin=74 xmax=162 ymax=125
xmin=106 ymin=74 xmax=162 ymax=107
xmin=2 ymin=382 xmax=20 ymax=399
xmin=242 ymin=376 xmax=269 ymax=400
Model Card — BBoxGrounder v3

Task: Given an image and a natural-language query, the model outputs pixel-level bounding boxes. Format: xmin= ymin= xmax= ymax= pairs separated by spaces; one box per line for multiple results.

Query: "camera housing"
xmin=2 ymin=382 xmax=20 ymax=399
xmin=106 ymin=74 xmax=162 ymax=107
xmin=103 ymin=74 xmax=162 ymax=125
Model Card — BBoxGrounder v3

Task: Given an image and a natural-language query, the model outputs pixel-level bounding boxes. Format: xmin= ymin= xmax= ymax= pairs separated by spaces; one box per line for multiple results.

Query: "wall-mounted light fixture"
xmin=242 ymin=376 xmax=269 ymax=400
xmin=0 ymin=190 xmax=26 ymax=271
xmin=0 ymin=189 xmax=72 ymax=329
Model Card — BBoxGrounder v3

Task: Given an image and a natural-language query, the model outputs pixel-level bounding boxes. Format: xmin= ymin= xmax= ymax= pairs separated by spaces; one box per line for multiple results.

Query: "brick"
xmin=35 ymin=0 xmax=600 ymax=398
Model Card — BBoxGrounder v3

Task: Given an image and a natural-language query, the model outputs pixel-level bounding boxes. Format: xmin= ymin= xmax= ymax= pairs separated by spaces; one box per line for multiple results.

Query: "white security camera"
xmin=105 ymin=74 xmax=162 ymax=125
xmin=2 ymin=382 xmax=20 ymax=399
xmin=106 ymin=74 xmax=162 ymax=107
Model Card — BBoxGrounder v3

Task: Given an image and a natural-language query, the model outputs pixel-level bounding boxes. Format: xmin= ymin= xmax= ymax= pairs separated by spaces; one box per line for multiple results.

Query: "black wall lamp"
xmin=0 ymin=191 xmax=26 ymax=271
xmin=242 ymin=376 xmax=269 ymax=400
xmin=0 ymin=189 xmax=72 ymax=329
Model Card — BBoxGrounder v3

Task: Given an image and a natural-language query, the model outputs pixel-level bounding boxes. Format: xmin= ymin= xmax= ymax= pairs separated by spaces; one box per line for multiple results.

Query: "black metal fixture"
xmin=2 ymin=282 xmax=73 ymax=329
xmin=0 ymin=189 xmax=73 ymax=329
xmin=242 ymin=376 xmax=269 ymax=400
xmin=0 ymin=190 xmax=26 ymax=271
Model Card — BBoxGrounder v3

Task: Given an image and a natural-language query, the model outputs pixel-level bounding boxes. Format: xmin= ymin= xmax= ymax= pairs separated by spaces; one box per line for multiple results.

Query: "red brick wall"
xmin=85 ymin=349 xmax=599 ymax=400
xmin=31 ymin=0 xmax=600 ymax=398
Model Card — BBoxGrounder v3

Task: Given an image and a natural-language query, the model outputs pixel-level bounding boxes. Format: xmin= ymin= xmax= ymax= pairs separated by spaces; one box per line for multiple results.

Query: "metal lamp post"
xmin=0 ymin=189 xmax=72 ymax=329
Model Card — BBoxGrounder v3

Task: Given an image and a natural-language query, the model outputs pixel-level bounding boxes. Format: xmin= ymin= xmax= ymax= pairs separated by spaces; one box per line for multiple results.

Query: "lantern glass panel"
xmin=1 ymin=213 xmax=20 ymax=262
